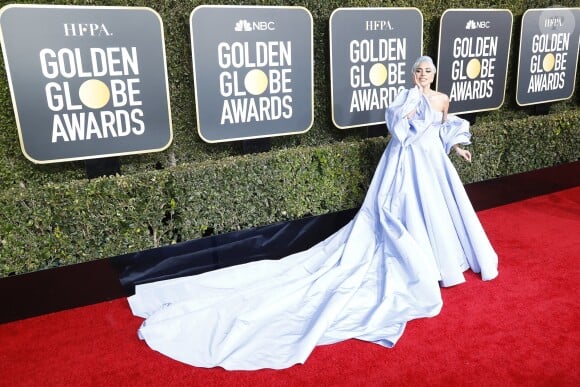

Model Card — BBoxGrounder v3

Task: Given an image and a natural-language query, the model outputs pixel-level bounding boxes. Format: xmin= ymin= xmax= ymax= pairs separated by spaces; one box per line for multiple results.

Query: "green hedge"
xmin=0 ymin=0 xmax=579 ymax=276
xmin=1 ymin=109 xmax=579 ymax=276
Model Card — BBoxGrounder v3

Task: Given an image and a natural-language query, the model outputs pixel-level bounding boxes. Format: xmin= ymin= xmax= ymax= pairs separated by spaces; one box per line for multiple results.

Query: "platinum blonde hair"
xmin=412 ymin=56 xmax=436 ymax=73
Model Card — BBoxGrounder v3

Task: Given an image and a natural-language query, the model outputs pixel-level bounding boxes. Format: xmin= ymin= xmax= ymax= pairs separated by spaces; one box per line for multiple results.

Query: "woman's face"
xmin=413 ymin=61 xmax=435 ymax=88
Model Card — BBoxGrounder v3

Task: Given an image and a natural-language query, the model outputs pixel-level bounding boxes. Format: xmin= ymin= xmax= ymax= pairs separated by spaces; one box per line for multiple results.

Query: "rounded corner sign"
xmin=436 ymin=9 xmax=513 ymax=115
xmin=329 ymin=8 xmax=423 ymax=129
xmin=516 ymin=8 xmax=580 ymax=106
xmin=190 ymin=6 xmax=314 ymax=143
xmin=0 ymin=5 xmax=172 ymax=164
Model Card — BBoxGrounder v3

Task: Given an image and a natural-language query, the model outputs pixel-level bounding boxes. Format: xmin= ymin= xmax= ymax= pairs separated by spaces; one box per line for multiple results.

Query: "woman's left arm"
xmin=445 ymin=97 xmax=471 ymax=162
xmin=452 ymin=144 xmax=472 ymax=162
xmin=438 ymin=93 xmax=472 ymax=159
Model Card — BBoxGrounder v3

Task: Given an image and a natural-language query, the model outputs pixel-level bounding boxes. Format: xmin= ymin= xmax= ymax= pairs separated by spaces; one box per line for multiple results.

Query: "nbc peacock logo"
xmin=234 ymin=19 xmax=252 ymax=31
xmin=234 ymin=19 xmax=275 ymax=32
xmin=465 ymin=19 xmax=491 ymax=29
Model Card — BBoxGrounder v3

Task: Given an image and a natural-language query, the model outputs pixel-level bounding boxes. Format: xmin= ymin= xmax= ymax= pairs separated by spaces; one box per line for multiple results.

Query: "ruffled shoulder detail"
xmin=439 ymin=115 xmax=471 ymax=154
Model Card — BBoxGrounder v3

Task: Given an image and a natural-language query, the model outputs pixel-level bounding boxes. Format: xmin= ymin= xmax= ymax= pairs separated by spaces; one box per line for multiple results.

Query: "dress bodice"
xmin=431 ymin=110 xmax=444 ymax=123
xmin=391 ymin=94 xmax=470 ymax=155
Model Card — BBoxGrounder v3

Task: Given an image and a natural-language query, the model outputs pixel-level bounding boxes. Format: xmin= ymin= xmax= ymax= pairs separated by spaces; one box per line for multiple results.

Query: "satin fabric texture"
xmin=128 ymin=88 xmax=498 ymax=370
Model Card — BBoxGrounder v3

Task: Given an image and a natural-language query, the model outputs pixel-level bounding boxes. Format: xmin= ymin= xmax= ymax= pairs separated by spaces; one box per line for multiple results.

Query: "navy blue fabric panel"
xmin=114 ymin=209 xmax=356 ymax=293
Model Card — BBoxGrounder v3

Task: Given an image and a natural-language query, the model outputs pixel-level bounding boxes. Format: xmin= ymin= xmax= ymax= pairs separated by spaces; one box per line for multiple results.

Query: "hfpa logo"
xmin=63 ymin=23 xmax=112 ymax=37
xmin=234 ymin=19 xmax=276 ymax=32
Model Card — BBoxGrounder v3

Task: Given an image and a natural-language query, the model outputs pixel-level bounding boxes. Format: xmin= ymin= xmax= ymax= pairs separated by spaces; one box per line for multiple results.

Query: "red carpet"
xmin=1 ymin=187 xmax=578 ymax=386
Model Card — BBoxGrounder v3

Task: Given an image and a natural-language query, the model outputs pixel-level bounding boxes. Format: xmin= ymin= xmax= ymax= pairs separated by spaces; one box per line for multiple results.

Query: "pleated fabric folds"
xmin=128 ymin=89 xmax=498 ymax=370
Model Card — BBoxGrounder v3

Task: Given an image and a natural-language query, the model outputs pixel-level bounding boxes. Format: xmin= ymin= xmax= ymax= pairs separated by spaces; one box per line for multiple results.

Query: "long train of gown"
xmin=128 ymin=87 xmax=498 ymax=370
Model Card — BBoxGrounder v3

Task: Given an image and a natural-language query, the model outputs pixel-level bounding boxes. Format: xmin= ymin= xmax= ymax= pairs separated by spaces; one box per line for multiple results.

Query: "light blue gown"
xmin=128 ymin=87 xmax=498 ymax=370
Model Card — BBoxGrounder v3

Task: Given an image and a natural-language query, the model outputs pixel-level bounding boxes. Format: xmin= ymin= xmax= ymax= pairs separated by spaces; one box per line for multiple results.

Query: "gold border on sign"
xmin=515 ymin=8 xmax=580 ymax=107
xmin=190 ymin=5 xmax=314 ymax=144
xmin=329 ymin=7 xmax=424 ymax=129
xmin=436 ymin=8 xmax=514 ymax=115
xmin=0 ymin=4 xmax=173 ymax=164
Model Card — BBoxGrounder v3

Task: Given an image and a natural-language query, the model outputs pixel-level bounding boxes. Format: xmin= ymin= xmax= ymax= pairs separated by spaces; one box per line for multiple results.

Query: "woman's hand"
xmin=453 ymin=145 xmax=472 ymax=162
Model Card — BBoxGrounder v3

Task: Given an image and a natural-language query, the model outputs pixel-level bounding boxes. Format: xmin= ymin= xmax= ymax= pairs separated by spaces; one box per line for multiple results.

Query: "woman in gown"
xmin=128 ymin=56 xmax=498 ymax=370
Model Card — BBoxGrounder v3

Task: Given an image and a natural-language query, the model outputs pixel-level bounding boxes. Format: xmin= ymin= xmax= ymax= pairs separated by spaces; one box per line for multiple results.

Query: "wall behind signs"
xmin=0 ymin=0 xmax=578 ymax=190
xmin=0 ymin=0 xmax=578 ymax=276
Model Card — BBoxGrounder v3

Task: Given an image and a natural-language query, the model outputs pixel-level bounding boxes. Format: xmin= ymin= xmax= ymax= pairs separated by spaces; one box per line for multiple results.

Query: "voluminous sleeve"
xmin=385 ymin=87 xmax=429 ymax=146
xmin=439 ymin=114 xmax=471 ymax=154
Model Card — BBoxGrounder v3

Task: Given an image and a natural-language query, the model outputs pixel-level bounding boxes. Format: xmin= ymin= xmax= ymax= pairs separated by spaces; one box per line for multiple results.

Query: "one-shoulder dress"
xmin=128 ymin=87 xmax=498 ymax=370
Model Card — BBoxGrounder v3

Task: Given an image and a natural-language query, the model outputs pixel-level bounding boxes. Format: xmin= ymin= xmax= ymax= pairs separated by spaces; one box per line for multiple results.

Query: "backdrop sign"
xmin=516 ymin=8 xmax=580 ymax=106
xmin=437 ymin=9 xmax=513 ymax=114
xmin=330 ymin=8 xmax=423 ymax=129
xmin=190 ymin=6 xmax=313 ymax=143
xmin=0 ymin=5 xmax=172 ymax=164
